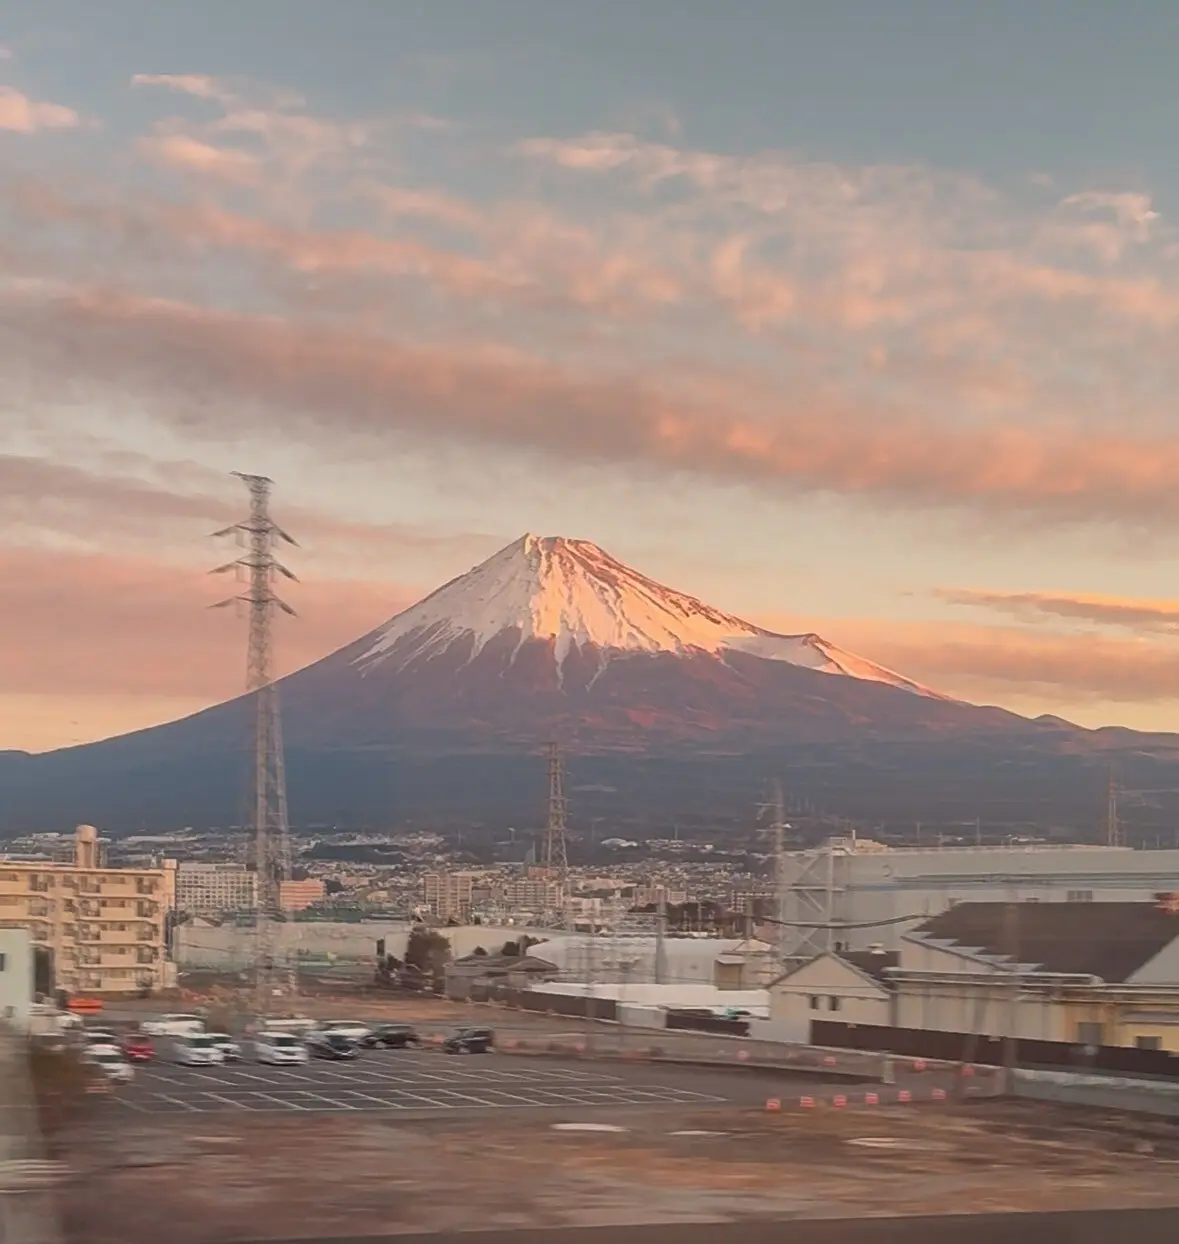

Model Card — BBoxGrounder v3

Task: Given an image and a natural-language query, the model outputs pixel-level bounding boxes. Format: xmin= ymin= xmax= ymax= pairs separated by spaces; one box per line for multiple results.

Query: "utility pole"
xmin=654 ymin=885 xmax=667 ymax=984
xmin=1106 ymin=765 xmax=1121 ymax=847
xmin=211 ymin=473 xmax=298 ymax=1017
xmin=1001 ymin=897 xmax=1020 ymax=1092
xmin=772 ymin=781 xmax=787 ymax=964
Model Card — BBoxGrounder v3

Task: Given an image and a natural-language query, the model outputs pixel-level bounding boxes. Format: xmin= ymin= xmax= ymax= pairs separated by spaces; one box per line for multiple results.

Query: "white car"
xmin=254 ymin=1031 xmax=309 ymax=1065
xmin=142 ymin=1013 xmax=206 ymax=1038
xmin=84 ymin=1048 xmax=134 ymax=1084
xmin=172 ymin=1033 xmax=226 ymax=1066
xmin=314 ymin=1020 xmax=372 ymax=1043
xmin=209 ymin=1033 xmax=241 ymax=1062
xmin=83 ymin=1029 xmax=121 ymax=1048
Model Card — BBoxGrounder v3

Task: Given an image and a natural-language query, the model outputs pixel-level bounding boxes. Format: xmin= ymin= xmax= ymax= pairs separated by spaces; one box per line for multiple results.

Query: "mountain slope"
xmin=354 ymin=534 xmax=942 ymax=698
xmin=6 ymin=532 xmax=1176 ymax=832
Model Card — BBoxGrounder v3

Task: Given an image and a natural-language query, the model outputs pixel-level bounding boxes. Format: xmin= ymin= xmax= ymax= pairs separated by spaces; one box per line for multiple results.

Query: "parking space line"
xmin=154 ymin=1093 xmax=200 ymax=1112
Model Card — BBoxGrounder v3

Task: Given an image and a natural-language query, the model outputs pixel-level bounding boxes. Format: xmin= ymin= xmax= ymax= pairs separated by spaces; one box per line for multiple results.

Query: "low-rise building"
xmin=0 ymin=825 xmax=176 ymax=995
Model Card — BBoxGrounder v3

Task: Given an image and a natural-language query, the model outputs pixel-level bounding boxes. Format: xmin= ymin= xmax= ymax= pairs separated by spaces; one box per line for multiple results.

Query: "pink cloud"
xmin=137 ymin=133 xmax=260 ymax=184
xmin=0 ymin=85 xmax=80 ymax=133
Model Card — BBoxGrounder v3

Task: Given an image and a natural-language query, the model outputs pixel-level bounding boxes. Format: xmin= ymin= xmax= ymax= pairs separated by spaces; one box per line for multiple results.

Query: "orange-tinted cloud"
xmin=8 ymin=284 xmax=1179 ymax=527
xmin=759 ymin=611 xmax=1179 ymax=709
xmin=0 ymin=452 xmax=500 ymax=572
xmin=938 ymin=589 xmax=1179 ymax=634
xmin=0 ymin=546 xmax=411 ymax=706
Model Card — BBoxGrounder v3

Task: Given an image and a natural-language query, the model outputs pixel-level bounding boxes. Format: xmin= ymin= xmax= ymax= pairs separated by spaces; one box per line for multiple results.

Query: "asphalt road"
xmin=109 ymin=1049 xmax=837 ymax=1116
xmin=225 ymin=1208 xmax=1179 ymax=1244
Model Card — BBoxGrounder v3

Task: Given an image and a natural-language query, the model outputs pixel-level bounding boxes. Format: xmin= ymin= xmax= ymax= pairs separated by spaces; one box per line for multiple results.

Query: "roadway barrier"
xmin=483 ymin=1027 xmax=1000 ymax=1085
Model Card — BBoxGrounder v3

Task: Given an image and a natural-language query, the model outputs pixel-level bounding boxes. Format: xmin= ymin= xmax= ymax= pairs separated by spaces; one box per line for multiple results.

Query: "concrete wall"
xmin=535 ymin=980 xmax=769 ymax=1015
xmin=892 ymin=979 xmax=1070 ymax=1042
xmin=175 ymin=921 xmax=553 ymax=968
xmin=0 ymin=927 xmax=34 ymax=1027
xmin=531 ymin=935 xmax=748 ymax=985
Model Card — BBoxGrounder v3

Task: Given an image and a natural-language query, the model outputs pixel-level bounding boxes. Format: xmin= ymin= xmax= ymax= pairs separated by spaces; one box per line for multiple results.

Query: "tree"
xmin=472 ymin=945 xmax=487 ymax=957
xmin=405 ymin=926 xmax=452 ymax=974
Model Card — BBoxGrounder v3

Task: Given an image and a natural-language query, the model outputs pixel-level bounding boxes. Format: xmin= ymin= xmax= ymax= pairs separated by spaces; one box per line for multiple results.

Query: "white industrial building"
xmin=530 ymin=934 xmax=777 ymax=987
xmin=0 ymin=928 xmax=35 ymax=1028
xmin=779 ymin=837 xmax=1179 ymax=961
xmin=175 ymin=862 xmax=257 ymax=916
xmin=174 ymin=920 xmax=553 ymax=969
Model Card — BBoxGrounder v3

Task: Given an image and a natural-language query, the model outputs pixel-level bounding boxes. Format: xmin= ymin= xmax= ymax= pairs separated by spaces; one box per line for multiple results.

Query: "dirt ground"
xmin=55 ymin=1097 xmax=1179 ymax=1243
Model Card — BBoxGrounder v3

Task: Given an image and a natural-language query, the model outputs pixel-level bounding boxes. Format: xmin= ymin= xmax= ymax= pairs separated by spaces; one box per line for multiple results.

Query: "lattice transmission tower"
xmin=210 ymin=473 xmax=298 ymax=1010
xmin=541 ymin=741 xmax=570 ymax=924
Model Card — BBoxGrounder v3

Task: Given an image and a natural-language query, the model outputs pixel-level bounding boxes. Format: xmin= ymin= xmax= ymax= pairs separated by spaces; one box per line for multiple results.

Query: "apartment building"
xmin=499 ymin=876 xmax=564 ymax=915
xmin=279 ymin=878 xmax=326 ymax=911
xmin=0 ymin=825 xmax=176 ymax=995
xmin=422 ymin=871 xmax=477 ymax=922
xmin=175 ymin=862 xmax=257 ymax=916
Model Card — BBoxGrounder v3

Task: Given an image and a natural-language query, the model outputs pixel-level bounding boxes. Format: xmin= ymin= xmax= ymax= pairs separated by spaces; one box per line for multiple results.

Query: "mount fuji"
xmin=1 ymin=534 xmax=1174 ymax=832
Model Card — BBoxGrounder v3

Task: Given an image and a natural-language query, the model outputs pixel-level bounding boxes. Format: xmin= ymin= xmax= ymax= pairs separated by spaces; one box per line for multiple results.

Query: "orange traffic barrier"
xmin=765 ymin=1097 xmax=782 ymax=1112
xmin=960 ymin=1065 xmax=974 ymax=1077
xmin=832 ymin=1094 xmax=847 ymax=1108
xmin=864 ymin=1091 xmax=879 ymax=1105
xmin=799 ymin=1096 xmax=816 ymax=1109
xmin=737 ymin=1049 xmax=750 ymax=1062
xmin=913 ymin=1059 xmax=926 ymax=1072
xmin=897 ymin=1089 xmax=912 ymax=1102
xmin=822 ymin=1055 xmax=836 ymax=1066
xmin=931 ymin=1087 xmax=947 ymax=1101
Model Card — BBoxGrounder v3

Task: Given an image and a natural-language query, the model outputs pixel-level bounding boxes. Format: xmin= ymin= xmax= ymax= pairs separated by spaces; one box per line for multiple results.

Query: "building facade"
xmin=279 ymin=878 xmax=326 ymax=911
xmin=422 ymin=871 xmax=476 ymax=922
xmin=0 ymin=825 xmax=176 ymax=995
xmin=780 ymin=837 xmax=1179 ymax=960
xmin=175 ymin=862 xmax=257 ymax=916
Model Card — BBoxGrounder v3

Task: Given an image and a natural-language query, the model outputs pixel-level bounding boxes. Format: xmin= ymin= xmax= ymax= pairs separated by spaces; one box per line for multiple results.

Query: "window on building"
xmin=828 ymin=996 xmax=841 ymax=1011
xmin=1067 ymin=890 xmax=1093 ymax=903
xmin=808 ymin=995 xmax=819 ymax=1010
xmin=1135 ymin=1036 xmax=1162 ymax=1051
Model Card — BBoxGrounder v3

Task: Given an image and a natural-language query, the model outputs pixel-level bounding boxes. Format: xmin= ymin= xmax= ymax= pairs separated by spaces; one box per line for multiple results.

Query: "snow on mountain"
xmin=354 ymin=534 xmax=945 ymax=698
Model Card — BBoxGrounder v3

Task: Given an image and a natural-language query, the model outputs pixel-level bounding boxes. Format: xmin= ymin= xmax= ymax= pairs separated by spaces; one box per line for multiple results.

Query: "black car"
xmin=442 ymin=1026 xmax=494 ymax=1054
xmin=307 ymin=1032 xmax=359 ymax=1061
xmin=360 ymin=1023 xmax=420 ymax=1050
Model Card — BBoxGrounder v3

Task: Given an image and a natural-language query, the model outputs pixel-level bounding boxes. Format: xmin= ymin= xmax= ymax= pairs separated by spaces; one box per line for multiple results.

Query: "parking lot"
xmin=112 ymin=1049 xmax=733 ymax=1115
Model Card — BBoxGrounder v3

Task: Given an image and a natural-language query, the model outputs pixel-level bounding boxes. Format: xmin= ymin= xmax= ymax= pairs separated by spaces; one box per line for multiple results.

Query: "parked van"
xmin=172 ymin=1033 xmax=226 ymax=1066
xmin=142 ymin=1013 xmax=205 ymax=1038
xmin=255 ymin=1031 xmax=310 ymax=1065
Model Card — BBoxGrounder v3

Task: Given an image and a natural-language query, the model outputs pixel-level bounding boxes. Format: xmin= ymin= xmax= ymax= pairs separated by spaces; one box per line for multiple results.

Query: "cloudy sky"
xmin=5 ymin=0 xmax=1179 ymax=750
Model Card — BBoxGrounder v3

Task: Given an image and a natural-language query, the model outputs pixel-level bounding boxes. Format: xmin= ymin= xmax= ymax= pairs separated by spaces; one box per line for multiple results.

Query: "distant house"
xmin=444 ymin=951 xmax=560 ymax=1000
xmin=767 ymin=948 xmax=899 ymax=1041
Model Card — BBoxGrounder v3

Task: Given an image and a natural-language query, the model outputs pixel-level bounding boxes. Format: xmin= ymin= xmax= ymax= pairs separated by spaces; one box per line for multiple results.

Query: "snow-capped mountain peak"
xmin=354 ymin=533 xmax=943 ymax=698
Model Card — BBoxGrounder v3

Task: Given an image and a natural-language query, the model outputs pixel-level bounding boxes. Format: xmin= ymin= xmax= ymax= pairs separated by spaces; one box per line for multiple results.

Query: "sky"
xmin=5 ymin=0 xmax=1179 ymax=750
